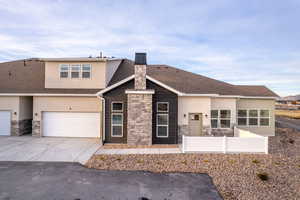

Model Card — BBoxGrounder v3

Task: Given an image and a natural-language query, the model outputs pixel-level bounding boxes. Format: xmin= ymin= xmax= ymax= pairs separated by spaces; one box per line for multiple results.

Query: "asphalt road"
xmin=276 ymin=116 xmax=300 ymax=131
xmin=0 ymin=162 xmax=222 ymax=200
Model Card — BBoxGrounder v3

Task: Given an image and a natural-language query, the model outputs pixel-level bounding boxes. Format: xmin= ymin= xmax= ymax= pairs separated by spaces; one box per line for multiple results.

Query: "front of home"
xmin=0 ymin=53 xmax=277 ymax=146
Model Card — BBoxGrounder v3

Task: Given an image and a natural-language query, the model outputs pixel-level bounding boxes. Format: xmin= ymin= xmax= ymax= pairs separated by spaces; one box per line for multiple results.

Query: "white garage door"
xmin=0 ymin=111 xmax=11 ymax=136
xmin=43 ymin=112 xmax=100 ymax=138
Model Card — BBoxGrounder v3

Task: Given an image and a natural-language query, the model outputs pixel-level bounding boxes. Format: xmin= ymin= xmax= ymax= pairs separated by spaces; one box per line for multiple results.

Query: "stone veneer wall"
xmin=127 ymin=93 xmax=152 ymax=145
xmin=11 ymin=119 xmax=32 ymax=136
xmin=134 ymin=65 xmax=146 ymax=90
xmin=32 ymin=120 xmax=41 ymax=137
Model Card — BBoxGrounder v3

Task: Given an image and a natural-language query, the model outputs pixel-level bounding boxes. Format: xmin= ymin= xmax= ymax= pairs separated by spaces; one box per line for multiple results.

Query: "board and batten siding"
xmin=236 ymin=99 xmax=275 ymax=136
xmin=103 ymin=79 xmax=178 ymax=144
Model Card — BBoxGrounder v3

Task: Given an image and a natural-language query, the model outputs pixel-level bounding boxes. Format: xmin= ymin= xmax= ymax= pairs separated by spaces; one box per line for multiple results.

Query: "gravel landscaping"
xmin=86 ymin=128 xmax=300 ymax=200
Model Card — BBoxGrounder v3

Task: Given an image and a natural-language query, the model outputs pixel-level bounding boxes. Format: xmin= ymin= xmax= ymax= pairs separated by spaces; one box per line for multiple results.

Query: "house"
xmin=0 ymin=53 xmax=278 ymax=146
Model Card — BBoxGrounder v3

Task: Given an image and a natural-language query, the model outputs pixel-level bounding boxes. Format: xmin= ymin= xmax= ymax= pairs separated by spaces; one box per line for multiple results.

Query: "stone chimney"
xmin=134 ymin=53 xmax=147 ymax=90
xmin=125 ymin=52 xmax=154 ymax=146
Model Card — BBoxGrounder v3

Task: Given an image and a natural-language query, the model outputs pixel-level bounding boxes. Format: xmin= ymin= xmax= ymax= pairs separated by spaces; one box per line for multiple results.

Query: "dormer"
xmin=42 ymin=57 xmax=121 ymax=89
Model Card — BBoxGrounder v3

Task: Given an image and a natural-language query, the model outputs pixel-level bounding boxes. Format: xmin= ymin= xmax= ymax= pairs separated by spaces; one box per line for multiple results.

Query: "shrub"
xmin=252 ymin=159 xmax=260 ymax=164
xmin=257 ymin=172 xmax=269 ymax=181
xmin=288 ymin=139 xmax=295 ymax=144
xmin=203 ymin=160 xmax=209 ymax=163
xmin=181 ymin=160 xmax=187 ymax=165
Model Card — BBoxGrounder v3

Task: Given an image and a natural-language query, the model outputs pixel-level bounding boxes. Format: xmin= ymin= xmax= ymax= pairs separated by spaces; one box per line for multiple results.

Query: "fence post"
xmin=264 ymin=137 xmax=268 ymax=154
xmin=182 ymin=135 xmax=185 ymax=153
xmin=223 ymin=136 xmax=227 ymax=153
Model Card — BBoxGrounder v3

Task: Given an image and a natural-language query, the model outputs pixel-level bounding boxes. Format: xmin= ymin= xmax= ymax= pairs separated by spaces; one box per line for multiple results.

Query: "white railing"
xmin=182 ymin=129 xmax=268 ymax=154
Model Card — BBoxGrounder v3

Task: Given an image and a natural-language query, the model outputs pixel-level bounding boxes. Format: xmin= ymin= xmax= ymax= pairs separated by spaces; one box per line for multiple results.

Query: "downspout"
xmin=97 ymin=95 xmax=105 ymax=144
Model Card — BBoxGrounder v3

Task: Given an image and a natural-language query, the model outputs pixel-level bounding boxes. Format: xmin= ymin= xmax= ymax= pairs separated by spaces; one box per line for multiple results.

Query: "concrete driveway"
xmin=0 ymin=136 xmax=101 ymax=164
xmin=0 ymin=162 xmax=222 ymax=200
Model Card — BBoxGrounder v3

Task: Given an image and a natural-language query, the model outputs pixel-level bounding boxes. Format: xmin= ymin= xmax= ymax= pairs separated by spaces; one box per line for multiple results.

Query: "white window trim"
xmin=111 ymin=102 xmax=123 ymax=112
xmin=59 ymin=64 xmax=70 ymax=79
xmin=82 ymin=64 xmax=92 ymax=79
xmin=248 ymin=109 xmax=259 ymax=127
xmin=237 ymin=109 xmax=248 ymax=126
xmin=156 ymin=113 xmax=169 ymax=138
xmin=70 ymin=64 xmax=81 ymax=79
xmin=211 ymin=110 xmax=231 ymax=129
xmin=111 ymin=113 xmax=123 ymax=137
xmin=157 ymin=102 xmax=169 ymax=112
xmin=259 ymin=109 xmax=270 ymax=127
xmin=236 ymin=109 xmax=271 ymax=127
xmin=59 ymin=63 xmax=92 ymax=79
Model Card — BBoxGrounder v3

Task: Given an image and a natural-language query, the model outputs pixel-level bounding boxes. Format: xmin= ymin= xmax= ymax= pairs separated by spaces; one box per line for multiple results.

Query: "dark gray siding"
xmin=103 ymin=79 xmax=178 ymax=144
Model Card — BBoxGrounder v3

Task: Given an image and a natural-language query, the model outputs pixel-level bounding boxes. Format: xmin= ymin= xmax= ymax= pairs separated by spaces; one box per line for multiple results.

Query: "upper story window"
xmin=60 ymin=64 xmax=69 ymax=78
xmin=211 ymin=110 xmax=231 ymax=128
xmin=112 ymin=102 xmax=123 ymax=112
xmin=82 ymin=64 xmax=91 ymax=78
xmin=71 ymin=64 xmax=80 ymax=78
xmin=59 ymin=64 xmax=92 ymax=79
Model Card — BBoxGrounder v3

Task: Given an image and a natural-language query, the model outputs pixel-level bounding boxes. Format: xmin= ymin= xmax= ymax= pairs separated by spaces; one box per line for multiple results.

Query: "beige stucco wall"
xmin=237 ymin=99 xmax=275 ymax=136
xmin=178 ymin=97 xmax=211 ymax=126
xmin=33 ymin=96 xmax=102 ymax=121
xmin=45 ymin=61 xmax=107 ymax=89
xmin=0 ymin=96 xmax=19 ymax=121
xmin=19 ymin=96 xmax=33 ymax=120
xmin=211 ymin=98 xmax=237 ymax=125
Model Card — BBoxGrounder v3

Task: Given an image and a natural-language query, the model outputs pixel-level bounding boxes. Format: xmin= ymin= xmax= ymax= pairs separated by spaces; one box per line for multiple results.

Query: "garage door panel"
xmin=0 ymin=111 xmax=11 ymax=136
xmin=43 ymin=112 xmax=100 ymax=138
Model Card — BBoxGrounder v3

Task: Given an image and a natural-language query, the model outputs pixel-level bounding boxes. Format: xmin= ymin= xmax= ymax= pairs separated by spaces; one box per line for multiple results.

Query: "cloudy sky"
xmin=0 ymin=0 xmax=299 ymax=96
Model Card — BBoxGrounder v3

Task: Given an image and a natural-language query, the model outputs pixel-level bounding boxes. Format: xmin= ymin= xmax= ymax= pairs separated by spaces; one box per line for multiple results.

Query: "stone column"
xmin=11 ymin=119 xmax=32 ymax=136
xmin=32 ymin=120 xmax=41 ymax=137
xmin=134 ymin=64 xmax=146 ymax=90
xmin=126 ymin=90 xmax=154 ymax=146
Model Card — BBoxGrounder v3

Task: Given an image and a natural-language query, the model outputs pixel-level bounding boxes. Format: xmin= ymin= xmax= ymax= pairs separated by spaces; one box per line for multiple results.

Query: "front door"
xmin=188 ymin=113 xmax=202 ymax=136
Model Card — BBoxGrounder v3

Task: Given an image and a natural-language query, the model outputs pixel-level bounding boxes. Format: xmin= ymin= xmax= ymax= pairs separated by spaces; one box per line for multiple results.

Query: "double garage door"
xmin=42 ymin=112 xmax=100 ymax=138
xmin=0 ymin=111 xmax=11 ymax=136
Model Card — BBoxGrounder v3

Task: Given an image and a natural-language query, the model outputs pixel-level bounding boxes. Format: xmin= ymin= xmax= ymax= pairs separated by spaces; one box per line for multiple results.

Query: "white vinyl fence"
xmin=182 ymin=128 xmax=268 ymax=154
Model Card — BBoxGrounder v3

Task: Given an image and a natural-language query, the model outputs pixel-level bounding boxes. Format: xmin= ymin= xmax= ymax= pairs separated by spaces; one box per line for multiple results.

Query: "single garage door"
xmin=0 ymin=111 xmax=11 ymax=136
xmin=43 ymin=112 xmax=100 ymax=138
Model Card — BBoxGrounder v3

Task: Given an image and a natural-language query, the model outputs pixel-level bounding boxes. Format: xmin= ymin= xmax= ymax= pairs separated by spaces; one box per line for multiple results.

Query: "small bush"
xmin=229 ymin=160 xmax=236 ymax=164
xmin=257 ymin=172 xmax=269 ymax=181
xmin=252 ymin=159 xmax=260 ymax=164
xmin=98 ymin=156 xmax=106 ymax=161
xmin=137 ymin=159 xmax=144 ymax=164
xmin=181 ymin=160 xmax=187 ymax=165
xmin=115 ymin=157 xmax=122 ymax=161
xmin=288 ymin=139 xmax=295 ymax=144
xmin=203 ymin=160 xmax=209 ymax=163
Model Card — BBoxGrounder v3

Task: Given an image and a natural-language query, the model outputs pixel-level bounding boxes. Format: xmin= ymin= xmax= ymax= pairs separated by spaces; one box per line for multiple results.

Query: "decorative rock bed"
xmin=86 ymin=128 xmax=300 ymax=200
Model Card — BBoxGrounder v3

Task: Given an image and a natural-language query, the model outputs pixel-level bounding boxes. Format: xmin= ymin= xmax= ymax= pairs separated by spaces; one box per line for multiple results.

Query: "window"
xmin=237 ymin=110 xmax=247 ymax=126
xmin=211 ymin=110 xmax=231 ymax=128
xmin=260 ymin=110 xmax=270 ymax=126
xmin=71 ymin=64 xmax=80 ymax=78
xmin=157 ymin=102 xmax=169 ymax=137
xmin=82 ymin=64 xmax=91 ymax=79
xmin=157 ymin=102 xmax=169 ymax=112
xmin=211 ymin=110 xmax=218 ymax=128
xmin=249 ymin=110 xmax=258 ymax=126
xmin=157 ymin=114 xmax=168 ymax=137
xmin=60 ymin=64 xmax=69 ymax=78
xmin=220 ymin=110 xmax=231 ymax=128
xmin=237 ymin=109 xmax=270 ymax=126
xmin=112 ymin=102 xmax=123 ymax=112
xmin=111 ymin=102 xmax=123 ymax=137
xmin=111 ymin=113 xmax=123 ymax=137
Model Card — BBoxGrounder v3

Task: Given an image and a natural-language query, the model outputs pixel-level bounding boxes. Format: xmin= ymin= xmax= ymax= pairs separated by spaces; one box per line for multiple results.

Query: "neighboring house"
xmin=0 ymin=53 xmax=278 ymax=146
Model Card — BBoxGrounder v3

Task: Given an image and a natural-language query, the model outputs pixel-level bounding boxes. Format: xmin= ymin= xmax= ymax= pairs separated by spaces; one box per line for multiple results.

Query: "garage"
xmin=42 ymin=112 xmax=100 ymax=138
xmin=0 ymin=111 xmax=11 ymax=136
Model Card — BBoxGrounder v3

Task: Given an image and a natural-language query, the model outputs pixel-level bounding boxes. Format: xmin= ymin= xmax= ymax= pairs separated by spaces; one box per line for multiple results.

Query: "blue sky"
xmin=0 ymin=0 xmax=299 ymax=96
